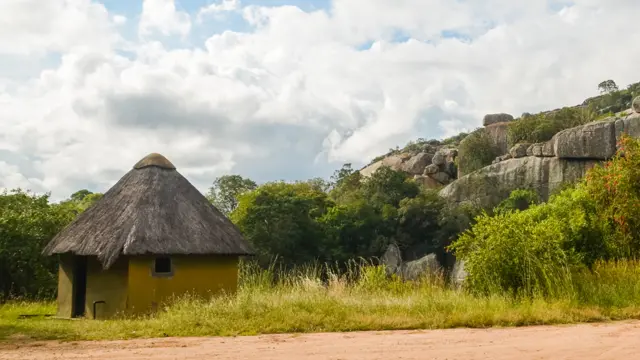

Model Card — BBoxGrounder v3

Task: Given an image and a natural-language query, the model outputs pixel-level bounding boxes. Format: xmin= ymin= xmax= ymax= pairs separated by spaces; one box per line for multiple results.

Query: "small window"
xmin=153 ymin=257 xmax=172 ymax=276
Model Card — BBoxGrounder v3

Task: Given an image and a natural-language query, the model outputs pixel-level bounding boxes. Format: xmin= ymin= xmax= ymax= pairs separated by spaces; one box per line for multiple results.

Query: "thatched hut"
xmin=43 ymin=153 xmax=254 ymax=319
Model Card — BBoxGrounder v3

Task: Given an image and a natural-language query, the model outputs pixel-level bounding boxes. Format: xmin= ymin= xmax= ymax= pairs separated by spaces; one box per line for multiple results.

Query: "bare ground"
xmin=2 ymin=321 xmax=639 ymax=360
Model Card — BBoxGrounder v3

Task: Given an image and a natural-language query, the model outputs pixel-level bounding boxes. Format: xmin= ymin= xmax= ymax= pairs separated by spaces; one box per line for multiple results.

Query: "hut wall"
xmin=55 ymin=254 xmax=75 ymax=318
xmin=85 ymin=257 xmax=129 ymax=319
xmin=127 ymin=255 xmax=238 ymax=314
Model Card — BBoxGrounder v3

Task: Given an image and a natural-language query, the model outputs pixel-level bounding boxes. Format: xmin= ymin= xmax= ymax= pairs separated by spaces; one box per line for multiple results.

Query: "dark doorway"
xmin=72 ymin=256 xmax=87 ymax=318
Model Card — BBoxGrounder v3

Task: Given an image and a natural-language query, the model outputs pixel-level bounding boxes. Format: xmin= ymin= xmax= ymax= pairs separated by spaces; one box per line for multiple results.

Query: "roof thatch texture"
xmin=43 ymin=153 xmax=254 ymax=269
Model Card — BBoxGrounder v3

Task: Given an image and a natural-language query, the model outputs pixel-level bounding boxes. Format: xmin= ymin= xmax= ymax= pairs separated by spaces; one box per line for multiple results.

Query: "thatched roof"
xmin=43 ymin=153 xmax=254 ymax=269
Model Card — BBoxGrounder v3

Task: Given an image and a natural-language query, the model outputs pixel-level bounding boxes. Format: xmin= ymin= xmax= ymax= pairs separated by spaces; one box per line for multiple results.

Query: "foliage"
xmin=494 ymin=189 xmax=540 ymax=214
xmin=451 ymin=136 xmax=640 ymax=296
xmin=206 ymin=175 xmax=257 ymax=216
xmin=507 ymin=107 xmax=596 ymax=147
xmin=450 ymin=187 xmax=597 ymax=296
xmin=457 ymin=128 xmax=501 ymax=175
xmin=0 ymin=190 xmax=78 ymax=300
xmin=598 ymin=79 xmax=619 ymax=94
xmin=232 ymin=165 xmax=453 ymax=269
xmin=231 ymin=182 xmax=332 ymax=267
xmin=583 ymin=135 xmax=640 ymax=259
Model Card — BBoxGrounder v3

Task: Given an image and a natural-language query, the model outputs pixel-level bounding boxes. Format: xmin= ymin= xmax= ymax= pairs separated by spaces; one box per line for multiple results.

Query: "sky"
xmin=1 ymin=0 xmax=639 ymax=201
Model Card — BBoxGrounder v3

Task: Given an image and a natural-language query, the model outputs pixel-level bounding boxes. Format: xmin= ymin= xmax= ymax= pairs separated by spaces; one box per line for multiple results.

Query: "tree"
xmin=598 ymin=79 xmax=619 ymax=94
xmin=231 ymin=181 xmax=333 ymax=267
xmin=206 ymin=175 xmax=257 ymax=216
xmin=70 ymin=189 xmax=92 ymax=202
xmin=0 ymin=189 xmax=77 ymax=300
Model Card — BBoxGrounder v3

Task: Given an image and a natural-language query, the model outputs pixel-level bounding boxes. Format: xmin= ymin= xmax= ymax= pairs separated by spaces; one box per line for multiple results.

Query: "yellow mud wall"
xmin=55 ymin=255 xmax=74 ymax=318
xmin=127 ymin=255 xmax=238 ymax=314
xmin=84 ymin=257 xmax=129 ymax=320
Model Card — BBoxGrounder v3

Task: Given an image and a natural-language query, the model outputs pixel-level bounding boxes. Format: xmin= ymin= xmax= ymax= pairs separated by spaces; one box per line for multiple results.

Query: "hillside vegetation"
xmin=2 ymin=81 xmax=640 ymax=341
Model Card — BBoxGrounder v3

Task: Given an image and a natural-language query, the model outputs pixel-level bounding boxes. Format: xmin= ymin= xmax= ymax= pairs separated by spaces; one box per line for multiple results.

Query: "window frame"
xmin=152 ymin=256 xmax=174 ymax=277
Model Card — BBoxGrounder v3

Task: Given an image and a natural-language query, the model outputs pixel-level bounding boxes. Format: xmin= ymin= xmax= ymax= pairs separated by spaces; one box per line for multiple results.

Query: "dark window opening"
xmin=154 ymin=257 xmax=172 ymax=275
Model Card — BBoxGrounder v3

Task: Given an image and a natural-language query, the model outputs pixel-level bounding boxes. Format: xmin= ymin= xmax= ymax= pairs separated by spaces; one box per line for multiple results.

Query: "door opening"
xmin=72 ymin=256 xmax=87 ymax=318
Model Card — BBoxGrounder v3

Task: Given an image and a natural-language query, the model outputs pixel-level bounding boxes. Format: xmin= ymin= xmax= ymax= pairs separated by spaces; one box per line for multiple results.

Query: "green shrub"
xmin=457 ymin=128 xmax=501 ymax=175
xmin=450 ymin=136 xmax=640 ymax=296
xmin=494 ymin=189 xmax=540 ymax=214
xmin=583 ymin=135 xmax=640 ymax=259
xmin=507 ymin=107 xmax=596 ymax=147
xmin=449 ymin=198 xmax=583 ymax=297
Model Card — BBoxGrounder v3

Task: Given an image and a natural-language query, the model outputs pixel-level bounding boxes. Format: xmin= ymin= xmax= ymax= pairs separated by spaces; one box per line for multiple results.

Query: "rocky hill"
xmin=440 ymin=101 xmax=640 ymax=208
xmin=361 ymin=81 xmax=640 ymax=210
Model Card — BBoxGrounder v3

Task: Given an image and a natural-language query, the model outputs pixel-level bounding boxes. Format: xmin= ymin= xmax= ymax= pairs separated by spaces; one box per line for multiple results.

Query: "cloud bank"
xmin=1 ymin=0 xmax=639 ymax=200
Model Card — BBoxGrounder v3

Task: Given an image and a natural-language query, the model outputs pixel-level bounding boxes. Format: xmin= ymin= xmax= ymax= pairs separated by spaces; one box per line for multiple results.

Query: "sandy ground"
xmin=2 ymin=321 xmax=640 ymax=360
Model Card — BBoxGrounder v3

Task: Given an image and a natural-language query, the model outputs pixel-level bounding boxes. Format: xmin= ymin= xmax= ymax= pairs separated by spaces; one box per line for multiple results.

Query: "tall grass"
xmin=2 ymin=259 xmax=640 ymax=341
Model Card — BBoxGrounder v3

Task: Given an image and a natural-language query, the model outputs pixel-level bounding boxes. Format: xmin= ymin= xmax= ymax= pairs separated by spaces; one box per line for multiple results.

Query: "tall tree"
xmin=231 ymin=181 xmax=332 ymax=267
xmin=598 ymin=79 xmax=619 ymax=94
xmin=206 ymin=175 xmax=257 ymax=216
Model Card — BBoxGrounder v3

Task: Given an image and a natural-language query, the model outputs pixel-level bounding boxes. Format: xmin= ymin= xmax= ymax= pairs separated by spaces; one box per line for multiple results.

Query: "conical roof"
xmin=43 ymin=153 xmax=254 ymax=269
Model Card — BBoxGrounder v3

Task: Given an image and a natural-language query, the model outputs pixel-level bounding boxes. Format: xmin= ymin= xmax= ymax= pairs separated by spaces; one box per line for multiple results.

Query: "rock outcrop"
xmin=509 ymin=143 xmax=530 ymax=159
xmin=361 ymin=147 xmax=459 ymax=189
xmin=381 ymin=243 xmax=441 ymax=281
xmin=633 ymin=96 xmax=640 ymax=113
xmin=485 ymin=122 xmax=510 ymax=155
xmin=483 ymin=113 xmax=514 ymax=126
xmin=441 ymin=110 xmax=640 ymax=209
xmin=440 ymin=156 xmax=598 ymax=209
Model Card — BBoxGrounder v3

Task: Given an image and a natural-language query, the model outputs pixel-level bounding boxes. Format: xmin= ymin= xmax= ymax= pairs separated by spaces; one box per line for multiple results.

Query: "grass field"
xmin=2 ymin=260 xmax=640 ymax=341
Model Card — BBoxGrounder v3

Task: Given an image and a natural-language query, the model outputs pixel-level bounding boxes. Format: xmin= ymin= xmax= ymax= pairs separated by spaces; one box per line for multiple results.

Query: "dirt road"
xmin=2 ymin=321 xmax=639 ymax=360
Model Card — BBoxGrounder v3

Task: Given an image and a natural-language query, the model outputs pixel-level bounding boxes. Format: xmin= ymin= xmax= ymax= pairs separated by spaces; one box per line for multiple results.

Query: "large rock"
xmin=483 ymin=113 xmax=514 ymax=126
xmin=429 ymin=171 xmax=451 ymax=184
xmin=553 ymin=120 xmax=616 ymax=160
xmin=413 ymin=175 xmax=442 ymax=189
xmin=381 ymin=244 xmax=441 ymax=281
xmin=615 ymin=113 xmax=640 ymax=141
xmin=451 ymin=259 xmax=467 ymax=289
xmin=432 ymin=151 xmax=447 ymax=166
xmin=401 ymin=254 xmax=440 ymax=281
xmin=424 ymin=164 xmax=439 ymax=175
xmin=439 ymin=156 xmax=598 ymax=209
xmin=530 ymin=143 xmax=544 ymax=157
xmin=509 ymin=143 xmax=531 ymax=159
xmin=360 ymin=155 xmax=405 ymax=177
xmin=485 ymin=122 xmax=510 ymax=155
xmin=381 ymin=243 xmax=402 ymax=276
xmin=401 ymin=152 xmax=432 ymax=175
xmin=633 ymin=96 xmax=640 ymax=113
xmin=542 ymin=141 xmax=555 ymax=157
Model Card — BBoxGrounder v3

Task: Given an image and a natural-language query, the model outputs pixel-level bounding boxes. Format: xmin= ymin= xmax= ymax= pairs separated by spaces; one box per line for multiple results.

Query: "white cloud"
xmin=139 ymin=0 xmax=191 ymax=38
xmin=112 ymin=15 xmax=127 ymax=25
xmin=198 ymin=0 xmax=240 ymax=22
xmin=1 ymin=0 xmax=640 ymax=200
xmin=0 ymin=0 xmax=119 ymax=55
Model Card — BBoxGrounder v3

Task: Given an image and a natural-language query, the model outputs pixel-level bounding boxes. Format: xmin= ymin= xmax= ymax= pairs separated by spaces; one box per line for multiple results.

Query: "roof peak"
xmin=133 ymin=153 xmax=176 ymax=170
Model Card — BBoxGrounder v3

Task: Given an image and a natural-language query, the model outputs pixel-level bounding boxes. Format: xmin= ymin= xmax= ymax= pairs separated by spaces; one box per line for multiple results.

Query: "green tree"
xmin=0 ymin=189 xmax=77 ymax=300
xmin=206 ymin=175 xmax=257 ymax=216
xmin=598 ymin=79 xmax=619 ymax=94
xmin=358 ymin=166 xmax=420 ymax=208
xmin=458 ymin=128 xmax=501 ymax=175
xmin=329 ymin=163 xmax=363 ymax=204
xmin=318 ymin=200 xmax=389 ymax=263
xmin=231 ymin=181 xmax=333 ymax=267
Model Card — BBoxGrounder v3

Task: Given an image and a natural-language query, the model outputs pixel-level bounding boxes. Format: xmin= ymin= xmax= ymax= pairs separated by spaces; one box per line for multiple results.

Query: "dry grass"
xmin=2 ymin=260 xmax=640 ymax=341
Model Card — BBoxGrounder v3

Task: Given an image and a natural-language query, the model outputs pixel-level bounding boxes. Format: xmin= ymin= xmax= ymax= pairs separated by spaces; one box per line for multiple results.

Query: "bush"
xmin=583 ymin=135 xmax=640 ymax=259
xmin=450 ymin=136 xmax=640 ymax=296
xmin=449 ymin=190 xmax=591 ymax=297
xmin=457 ymin=128 xmax=501 ymax=175
xmin=494 ymin=189 xmax=540 ymax=214
xmin=507 ymin=107 xmax=597 ymax=147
